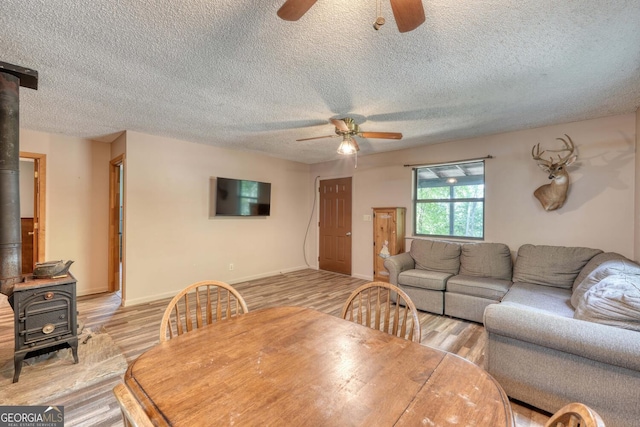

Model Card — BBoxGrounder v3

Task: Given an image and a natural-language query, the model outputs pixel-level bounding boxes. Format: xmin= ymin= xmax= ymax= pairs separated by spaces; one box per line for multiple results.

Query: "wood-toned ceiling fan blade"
xmin=389 ymin=0 xmax=426 ymax=33
xmin=360 ymin=132 xmax=403 ymax=140
xmin=277 ymin=0 xmax=318 ymax=21
xmin=296 ymin=135 xmax=338 ymax=142
xmin=330 ymin=118 xmax=350 ymax=132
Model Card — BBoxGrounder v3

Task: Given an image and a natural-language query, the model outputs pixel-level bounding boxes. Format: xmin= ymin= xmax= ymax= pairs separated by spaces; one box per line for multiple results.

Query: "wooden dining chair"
xmin=113 ymin=383 xmax=154 ymax=427
xmin=341 ymin=281 xmax=421 ymax=343
xmin=159 ymin=280 xmax=249 ymax=342
xmin=544 ymin=403 xmax=606 ymax=427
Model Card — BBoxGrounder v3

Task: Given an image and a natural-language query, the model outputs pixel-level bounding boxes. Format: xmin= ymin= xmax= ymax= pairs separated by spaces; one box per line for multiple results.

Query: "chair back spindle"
xmin=159 ymin=280 xmax=248 ymax=342
xmin=342 ymin=282 xmax=421 ymax=343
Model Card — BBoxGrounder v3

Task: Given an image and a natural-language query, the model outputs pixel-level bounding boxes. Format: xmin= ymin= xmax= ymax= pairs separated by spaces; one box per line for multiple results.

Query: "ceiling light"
xmin=337 ymin=137 xmax=359 ymax=155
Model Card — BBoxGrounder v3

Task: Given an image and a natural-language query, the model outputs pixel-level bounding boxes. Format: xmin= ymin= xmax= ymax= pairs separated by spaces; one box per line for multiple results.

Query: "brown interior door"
xmin=19 ymin=152 xmax=46 ymax=269
xmin=319 ymin=177 xmax=352 ymax=275
xmin=19 ymin=156 xmax=40 ymax=274
xmin=21 ymin=218 xmax=34 ymax=274
xmin=32 ymin=158 xmax=40 ymax=267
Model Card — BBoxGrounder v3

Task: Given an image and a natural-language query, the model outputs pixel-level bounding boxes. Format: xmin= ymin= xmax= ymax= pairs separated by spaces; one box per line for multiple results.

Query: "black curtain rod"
xmin=404 ymin=155 xmax=493 ymax=168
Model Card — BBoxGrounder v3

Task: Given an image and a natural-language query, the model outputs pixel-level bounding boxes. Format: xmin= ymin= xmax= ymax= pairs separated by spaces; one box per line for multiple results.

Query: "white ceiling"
xmin=1 ymin=1 xmax=639 ymax=164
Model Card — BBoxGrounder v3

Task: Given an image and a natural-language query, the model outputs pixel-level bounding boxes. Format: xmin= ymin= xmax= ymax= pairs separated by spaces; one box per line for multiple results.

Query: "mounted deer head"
xmin=531 ymin=135 xmax=577 ymax=211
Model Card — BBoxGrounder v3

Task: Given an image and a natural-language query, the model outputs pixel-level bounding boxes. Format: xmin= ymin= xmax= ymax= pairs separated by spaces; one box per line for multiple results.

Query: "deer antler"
xmin=532 ymin=134 xmax=576 ymax=166
xmin=554 ymin=134 xmax=575 ymax=165
xmin=531 ymin=143 xmax=553 ymax=167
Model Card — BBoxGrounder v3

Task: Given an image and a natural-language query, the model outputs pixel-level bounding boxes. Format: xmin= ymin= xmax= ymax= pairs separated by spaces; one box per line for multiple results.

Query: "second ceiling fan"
xmin=297 ymin=117 xmax=403 ymax=155
xmin=277 ymin=0 xmax=426 ymax=33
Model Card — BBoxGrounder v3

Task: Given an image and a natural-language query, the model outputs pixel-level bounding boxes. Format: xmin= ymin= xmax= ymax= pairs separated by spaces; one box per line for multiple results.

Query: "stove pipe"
xmin=0 ymin=62 xmax=38 ymax=297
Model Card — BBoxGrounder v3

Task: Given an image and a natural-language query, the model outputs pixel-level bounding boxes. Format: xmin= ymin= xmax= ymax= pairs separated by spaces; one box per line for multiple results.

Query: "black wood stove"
xmin=9 ymin=274 xmax=79 ymax=382
xmin=0 ymin=62 xmax=78 ymax=383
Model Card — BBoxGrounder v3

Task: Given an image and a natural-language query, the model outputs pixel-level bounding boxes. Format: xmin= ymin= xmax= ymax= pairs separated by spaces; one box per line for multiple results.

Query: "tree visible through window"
xmin=413 ymin=161 xmax=484 ymax=239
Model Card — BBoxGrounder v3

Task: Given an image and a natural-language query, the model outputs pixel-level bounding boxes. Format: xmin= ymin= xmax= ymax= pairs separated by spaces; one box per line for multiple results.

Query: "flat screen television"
xmin=213 ymin=177 xmax=271 ymax=217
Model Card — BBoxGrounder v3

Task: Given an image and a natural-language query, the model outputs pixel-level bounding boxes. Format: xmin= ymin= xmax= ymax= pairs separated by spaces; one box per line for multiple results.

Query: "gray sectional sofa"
xmin=384 ymin=239 xmax=640 ymax=427
xmin=384 ymin=239 xmax=513 ymax=323
xmin=485 ymin=245 xmax=640 ymax=427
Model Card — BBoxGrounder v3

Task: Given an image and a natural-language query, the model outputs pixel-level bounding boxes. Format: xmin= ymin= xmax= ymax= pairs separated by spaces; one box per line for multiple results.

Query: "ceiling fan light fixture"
xmin=337 ymin=137 xmax=359 ymax=155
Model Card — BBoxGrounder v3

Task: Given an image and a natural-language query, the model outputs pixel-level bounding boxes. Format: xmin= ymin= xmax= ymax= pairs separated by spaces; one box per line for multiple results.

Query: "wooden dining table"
xmin=124 ymin=306 xmax=514 ymax=426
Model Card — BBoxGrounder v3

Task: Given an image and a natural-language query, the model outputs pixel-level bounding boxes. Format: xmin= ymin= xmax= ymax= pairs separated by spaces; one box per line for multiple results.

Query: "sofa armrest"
xmin=484 ymin=302 xmax=640 ymax=372
xmin=383 ymin=252 xmax=415 ymax=285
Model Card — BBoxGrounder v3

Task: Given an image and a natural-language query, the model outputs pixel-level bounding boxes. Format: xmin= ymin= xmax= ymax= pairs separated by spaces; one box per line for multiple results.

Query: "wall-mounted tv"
xmin=212 ymin=177 xmax=271 ymax=217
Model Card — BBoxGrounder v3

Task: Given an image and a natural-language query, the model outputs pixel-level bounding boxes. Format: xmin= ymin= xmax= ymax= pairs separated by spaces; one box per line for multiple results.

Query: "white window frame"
xmin=413 ymin=160 xmax=485 ymax=240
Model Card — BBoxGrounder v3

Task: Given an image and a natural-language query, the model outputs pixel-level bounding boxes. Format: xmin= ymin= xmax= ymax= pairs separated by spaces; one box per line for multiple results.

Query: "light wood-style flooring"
xmin=0 ymin=269 xmax=550 ymax=426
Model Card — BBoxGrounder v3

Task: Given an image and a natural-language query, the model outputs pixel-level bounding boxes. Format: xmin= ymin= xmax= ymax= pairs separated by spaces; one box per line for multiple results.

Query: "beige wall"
xmin=311 ymin=114 xmax=637 ymax=280
xmin=123 ymin=131 xmax=311 ymax=305
xmin=17 ymin=112 xmax=636 ymax=300
xmin=19 ymin=129 xmax=111 ymax=295
xmin=111 ymin=132 xmax=126 ymax=159
xmin=634 ymin=107 xmax=640 ymax=262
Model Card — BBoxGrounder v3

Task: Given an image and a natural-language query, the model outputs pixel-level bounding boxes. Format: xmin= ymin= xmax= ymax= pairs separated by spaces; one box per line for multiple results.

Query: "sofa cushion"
xmin=398 ymin=269 xmax=452 ymax=291
xmin=501 ymin=282 xmax=574 ymax=318
xmin=399 ymin=285 xmax=444 ymax=315
xmin=572 ymin=252 xmax=630 ymax=291
xmin=409 ymin=239 xmax=461 ymax=275
xmin=459 ymin=242 xmax=512 ymax=280
xmin=574 ymin=273 xmax=640 ymax=332
xmin=512 ymin=244 xmax=602 ymax=289
xmin=571 ymin=257 xmax=640 ymax=308
xmin=446 ymin=275 xmax=512 ymax=301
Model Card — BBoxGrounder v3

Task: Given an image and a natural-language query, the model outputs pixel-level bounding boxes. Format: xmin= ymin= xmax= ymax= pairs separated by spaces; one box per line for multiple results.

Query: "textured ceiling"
xmin=1 ymin=1 xmax=639 ymax=164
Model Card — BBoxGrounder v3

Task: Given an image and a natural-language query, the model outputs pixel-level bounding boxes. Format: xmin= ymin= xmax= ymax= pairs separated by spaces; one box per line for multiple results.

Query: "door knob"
xmin=346 ymin=232 xmax=352 ymax=236
xmin=28 ymin=231 xmax=35 ymax=235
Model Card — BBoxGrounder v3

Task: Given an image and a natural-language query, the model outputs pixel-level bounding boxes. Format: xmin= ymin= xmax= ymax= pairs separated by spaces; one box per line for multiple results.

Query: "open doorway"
xmin=19 ymin=152 xmax=46 ymax=273
xmin=108 ymin=155 xmax=124 ymax=298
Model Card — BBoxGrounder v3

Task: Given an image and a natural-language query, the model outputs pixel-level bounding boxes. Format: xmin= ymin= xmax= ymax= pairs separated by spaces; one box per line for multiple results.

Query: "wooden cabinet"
xmin=372 ymin=207 xmax=406 ymax=282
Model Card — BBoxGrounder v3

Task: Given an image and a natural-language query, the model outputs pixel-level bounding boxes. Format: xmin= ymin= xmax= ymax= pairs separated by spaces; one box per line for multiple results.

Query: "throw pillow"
xmin=571 ymin=258 xmax=640 ymax=309
xmin=574 ymin=274 xmax=640 ymax=332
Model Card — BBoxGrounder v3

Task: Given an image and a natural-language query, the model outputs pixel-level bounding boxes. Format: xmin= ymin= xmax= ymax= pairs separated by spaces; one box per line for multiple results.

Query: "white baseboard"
xmin=226 ymin=265 xmax=311 ymax=285
xmin=104 ymin=265 xmax=373 ymax=307
xmin=121 ymin=265 xmax=312 ymax=307
xmin=77 ymin=286 xmax=110 ymax=297
xmin=122 ymin=289 xmax=182 ymax=307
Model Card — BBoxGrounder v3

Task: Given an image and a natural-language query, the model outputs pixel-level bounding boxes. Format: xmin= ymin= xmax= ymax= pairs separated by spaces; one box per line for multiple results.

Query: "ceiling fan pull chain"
xmin=373 ymin=0 xmax=385 ymax=30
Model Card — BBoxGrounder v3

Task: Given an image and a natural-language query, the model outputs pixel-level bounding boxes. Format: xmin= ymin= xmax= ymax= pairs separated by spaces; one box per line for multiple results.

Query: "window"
xmin=413 ymin=161 xmax=485 ymax=239
xmin=239 ymin=180 xmax=259 ymax=215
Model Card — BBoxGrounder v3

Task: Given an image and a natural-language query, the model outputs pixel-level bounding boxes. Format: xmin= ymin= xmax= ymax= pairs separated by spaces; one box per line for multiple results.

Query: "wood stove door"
xmin=17 ymin=285 xmax=75 ymax=348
